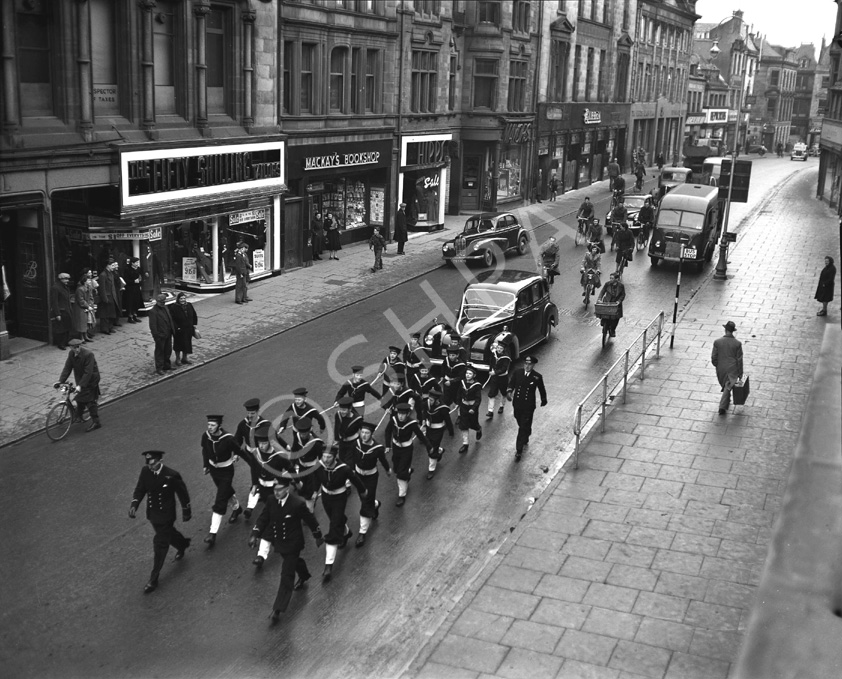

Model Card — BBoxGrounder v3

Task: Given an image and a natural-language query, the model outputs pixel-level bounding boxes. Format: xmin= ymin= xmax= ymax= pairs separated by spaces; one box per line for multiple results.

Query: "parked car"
xmin=809 ymin=143 xmax=820 ymax=157
xmin=657 ymin=166 xmax=693 ymax=199
xmin=747 ymin=144 xmax=767 ymax=156
xmin=422 ymin=270 xmax=558 ymax=372
xmin=791 ymin=143 xmax=808 ymax=161
xmin=441 ymin=212 xmax=530 ymax=267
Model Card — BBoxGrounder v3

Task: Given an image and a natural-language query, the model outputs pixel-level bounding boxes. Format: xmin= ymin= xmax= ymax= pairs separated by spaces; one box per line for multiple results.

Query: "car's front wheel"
xmin=481 ymin=249 xmax=494 ymax=267
xmin=544 ymin=315 xmax=556 ymax=341
xmin=517 ymin=235 xmax=528 ymax=255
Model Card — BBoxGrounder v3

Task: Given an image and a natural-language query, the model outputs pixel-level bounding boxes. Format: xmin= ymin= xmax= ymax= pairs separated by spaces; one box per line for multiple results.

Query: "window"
xmin=478 ymin=0 xmax=501 ymax=25
xmin=16 ymin=0 xmax=53 ymax=116
xmin=411 ymin=50 xmax=437 ymax=113
xmin=644 ymin=63 xmax=652 ymax=99
xmin=603 ymin=0 xmax=611 ymax=24
xmin=365 ymin=49 xmax=378 ymax=112
xmin=415 ymin=0 xmax=440 ymax=15
xmin=585 ymin=48 xmax=594 ymax=101
xmin=351 ymin=48 xmax=360 ymax=113
xmin=282 ymin=42 xmax=292 ymax=114
xmin=623 ymin=0 xmax=630 ymax=28
xmin=301 ymin=43 xmax=316 ymax=113
xmin=615 ymin=53 xmax=629 ymax=101
xmin=206 ymin=6 xmax=232 ymax=114
xmin=91 ymin=0 xmax=119 ymax=117
xmin=507 ymin=60 xmax=527 ymax=111
xmin=590 ymin=0 xmax=598 ymax=21
xmin=473 ymin=58 xmax=498 ymax=109
xmin=573 ymin=45 xmax=581 ymax=102
xmin=770 ymin=70 xmax=779 ymax=87
xmin=577 ymin=0 xmax=585 ymax=18
xmin=449 ymin=55 xmax=457 ymax=110
xmin=550 ymin=40 xmax=569 ymax=102
xmin=153 ymin=1 xmax=178 ymax=115
xmin=512 ymin=0 xmax=530 ymax=33
xmin=598 ymin=49 xmax=606 ymax=102
xmin=330 ymin=47 xmax=348 ymax=112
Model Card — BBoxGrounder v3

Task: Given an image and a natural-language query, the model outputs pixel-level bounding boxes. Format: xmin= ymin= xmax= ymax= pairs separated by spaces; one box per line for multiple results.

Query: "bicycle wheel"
xmin=575 ymin=227 xmax=584 ymax=246
xmin=583 ymin=284 xmax=592 ymax=308
xmin=46 ymin=402 xmax=73 ymax=441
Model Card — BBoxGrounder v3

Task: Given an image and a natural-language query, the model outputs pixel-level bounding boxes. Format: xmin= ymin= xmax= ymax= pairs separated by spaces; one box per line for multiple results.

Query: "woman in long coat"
xmin=815 ymin=256 xmax=836 ymax=316
xmin=171 ymin=292 xmax=198 ymax=365
xmin=124 ymin=257 xmax=144 ymax=323
xmin=73 ymin=270 xmax=94 ymax=342
xmin=97 ymin=265 xmax=117 ymax=334
xmin=324 ymin=212 xmax=342 ymax=260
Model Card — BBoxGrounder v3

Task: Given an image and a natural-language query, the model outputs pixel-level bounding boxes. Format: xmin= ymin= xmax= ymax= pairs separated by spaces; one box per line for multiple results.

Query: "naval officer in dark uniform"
xmin=129 ymin=450 xmax=192 ymax=594
xmin=506 ymin=356 xmax=548 ymax=461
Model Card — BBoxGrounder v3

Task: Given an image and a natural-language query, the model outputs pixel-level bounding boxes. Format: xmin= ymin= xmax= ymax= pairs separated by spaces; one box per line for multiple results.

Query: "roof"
xmin=464 ymin=212 xmax=513 ymax=221
xmin=659 ymin=184 xmax=720 ymax=210
xmin=471 ymin=270 xmax=542 ymax=291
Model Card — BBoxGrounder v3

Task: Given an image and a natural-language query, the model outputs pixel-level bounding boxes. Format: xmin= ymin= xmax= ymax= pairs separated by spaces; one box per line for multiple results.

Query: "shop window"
xmin=323 ymin=178 xmax=369 ymax=230
xmin=301 ymin=43 xmax=316 ymax=113
xmin=153 ymin=0 xmax=178 ymax=115
xmin=415 ymin=0 xmax=441 ymax=16
xmin=16 ymin=0 xmax=53 ymax=117
xmin=449 ymin=55 xmax=457 ymax=110
xmin=282 ymin=41 xmax=293 ymax=114
xmin=90 ymin=0 xmax=120 ymax=117
xmin=507 ymin=60 xmax=527 ymax=112
xmin=549 ymin=40 xmax=569 ymax=102
xmin=478 ymin=1 xmax=501 ymax=25
xmin=473 ymin=59 xmax=497 ymax=110
xmin=330 ymin=47 xmax=348 ymax=113
xmin=497 ymin=148 xmax=521 ymax=200
xmin=206 ymin=6 xmax=233 ymax=115
xmin=512 ymin=0 xmax=530 ymax=33
xmin=411 ymin=50 xmax=438 ymax=113
xmin=405 ymin=170 xmax=442 ymax=225
xmin=365 ymin=49 xmax=379 ymax=112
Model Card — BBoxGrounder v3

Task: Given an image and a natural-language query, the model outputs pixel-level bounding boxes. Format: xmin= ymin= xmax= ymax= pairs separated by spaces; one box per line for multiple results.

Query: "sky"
xmin=695 ymin=0 xmax=838 ymax=52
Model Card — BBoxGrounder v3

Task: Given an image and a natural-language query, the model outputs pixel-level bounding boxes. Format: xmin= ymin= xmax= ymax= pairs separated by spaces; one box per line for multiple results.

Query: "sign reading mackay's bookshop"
xmin=120 ymin=141 xmax=286 ymax=208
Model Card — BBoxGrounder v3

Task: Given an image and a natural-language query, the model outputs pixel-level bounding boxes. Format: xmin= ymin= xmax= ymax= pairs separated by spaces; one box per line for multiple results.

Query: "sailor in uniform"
xmin=334 ymin=366 xmax=382 ymax=418
xmin=352 ymin=422 xmax=391 ymax=547
xmin=385 ymin=403 xmax=432 ymax=506
xmin=456 ymin=366 xmax=483 ymax=454
xmin=423 ymin=388 xmax=454 ymax=479
xmin=234 ymin=398 xmax=271 ymax=519
xmin=200 ymin=414 xmax=243 ymax=547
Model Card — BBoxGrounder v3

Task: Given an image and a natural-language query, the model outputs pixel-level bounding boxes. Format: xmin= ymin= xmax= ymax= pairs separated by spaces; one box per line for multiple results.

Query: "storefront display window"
xmin=323 ymin=177 xmax=369 ymax=229
xmin=497 ymin=148 xmax=522 ymax=200
xmin=403 ymin=170 xmax=441 ymax=226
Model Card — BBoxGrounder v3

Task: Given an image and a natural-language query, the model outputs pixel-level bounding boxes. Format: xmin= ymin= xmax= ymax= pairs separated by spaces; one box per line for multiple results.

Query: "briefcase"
xmin=732 ymin=375 xmax=750 ymax=405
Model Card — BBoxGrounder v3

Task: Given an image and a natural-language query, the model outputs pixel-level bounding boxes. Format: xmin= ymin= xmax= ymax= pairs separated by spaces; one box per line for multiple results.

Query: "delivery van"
xmin=790 ymin=143 xmax=807 ymax=161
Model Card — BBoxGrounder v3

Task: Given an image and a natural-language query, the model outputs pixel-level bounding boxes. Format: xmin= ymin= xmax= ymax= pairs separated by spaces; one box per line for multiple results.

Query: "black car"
xmin=422 ymin=270 xmax=558 ymax=372
xmin=441 ymin=212 xmax=531 ymax=267
xmin=606 ymin=193 xmax=650 ymax=233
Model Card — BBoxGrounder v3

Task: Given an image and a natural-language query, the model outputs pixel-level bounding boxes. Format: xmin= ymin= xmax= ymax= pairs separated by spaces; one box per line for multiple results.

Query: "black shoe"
xmin=426 ymin=470 xmax=435 ymax=480
xmin=245 ymin=298 xmax=253 ymax=302
xmin=334 ymin=256 xmax=339 ymax=260
xmin=86 ymin=421 xmax=102 ymax=432
xmin=174 ymin=539 xmax=191 ymax=561
xmin=143 ymin=580 xmax=158 ymax=594
xmin=57 ymin=345 xmax=66 ymax=350
xmin=156 ymin=370 xmax=165 ymax=376
xmin=204 ymin=533 xmax=216 ymax=548
xmin=270 ymin=609 xmax=280 ymax=625
xmin=485 ymin=411 xmax=493 ymax=420
xmin=498 ymin=405 xmax=504 ymax=414
xmin=253 ymin=555 xmax=265 ymax=569
xmin=181 ymin=358 xmax=191 ymax=365
xmin=228 ymin=506 xmax=243 ymax=524
xmin=476 ymin=428 xmax=482 ymax=441
xmin=515 ymin=451 xmax=523 ymax=462
xmin=395 ymin=496 xmax=406 ymax=507
xmin=355 ymin=534 xmax=367 ymax=548
xmin=243 ymin=508 xmax=252 ymax=520
xmin=458 ymin=444 xmax=468 ymax=455
xmin=718 ymin=408 xmax=726 ymax=415
xmin=294 ymin=575 xmax=310 ymax=590
xmin=322 ymin=565 xmax=333 ymax=581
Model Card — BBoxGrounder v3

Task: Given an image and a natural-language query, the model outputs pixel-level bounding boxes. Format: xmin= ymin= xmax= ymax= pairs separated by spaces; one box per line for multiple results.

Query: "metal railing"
xmin=572 ymin=311 xmax=665 ymax=468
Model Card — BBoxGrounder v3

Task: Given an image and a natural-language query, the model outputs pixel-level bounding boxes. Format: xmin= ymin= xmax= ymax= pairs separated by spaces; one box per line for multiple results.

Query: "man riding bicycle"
xmin=612 ymin=174 xmax=626 ymax=200
xmin=577 ymin=197 xmax=594 ymax=227
xmin=613 ymin=222 xmax=635 ymax=271
xmin=539 ymin=237 xmax=560 ymax=284
xmin=588 ymin=219 xmax=605 ymax=253
xmin=598 ymin=272 xmax=626 ymax=338
xmin=637 ymin=198 xmax=655 ymax=242
xmin=609 ymin=199 xmax=628 ymax=250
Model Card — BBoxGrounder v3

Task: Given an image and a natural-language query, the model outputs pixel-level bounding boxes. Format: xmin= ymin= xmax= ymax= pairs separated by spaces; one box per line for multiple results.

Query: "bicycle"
xmin=581 ymin=268 xmax=600 ymax=308
xmin=595 ymin=302 xmax=621 ymax=348
xmin=575 ymin=217 xmax=590 ymax=246
xmin=615 ymin=247 xmax=633 ymax=277
xmin=46 ymin=382 xmax=90 ymax=441
xmin=636 ymin=221 xmax=651 ymax=250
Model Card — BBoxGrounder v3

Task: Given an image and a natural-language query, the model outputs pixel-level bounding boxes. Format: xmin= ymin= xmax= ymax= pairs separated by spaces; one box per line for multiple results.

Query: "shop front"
xmin=399 ymin=133 xmax=452 ymax=232
xmin=286 ymin=139 xmax=392 ymax=246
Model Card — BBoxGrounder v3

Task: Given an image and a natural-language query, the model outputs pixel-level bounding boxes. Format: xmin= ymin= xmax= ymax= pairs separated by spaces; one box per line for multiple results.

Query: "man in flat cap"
xmin=249 ymin=476 xmax=324 ymax=625
xmin=335 ymin=367 xmax=382 ymax=418
xmin=201 ymin=414 xmax=243 ymax=547
xmin=394 ymin=202 xmax=408 ymax=254
xmin=385 ymin=402 xmax=433 ymax=506
xmin=279 ymin=387 xmax=327 ymax=434
xmin=55 ymin=338 xmax=102 ymax=431
xmin=50 ymin=272 xmax=73 ymax=350
xmin=711 ymin=321 xmax=744 ymax=415
xmin=506 ymin=356 xmax=548 ymax=461
xmin=232 ymin=240 xmax=253 ymax=305
xmin=352 ymin=422 xmax=391 ymax=547
xmin=234 ymin=399 xmax=271 ymax=519
xmin=129 ymin=450 xmax=192 ymax=594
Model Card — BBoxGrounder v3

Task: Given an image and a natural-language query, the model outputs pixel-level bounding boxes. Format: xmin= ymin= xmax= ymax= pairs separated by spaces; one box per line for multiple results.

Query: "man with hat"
xmin=334 ymin=367 xmax=382 ymax=419
xmin=234 ymin=399 xmax=271 ymax=519
xmin=50 ymin=272 xmax=73 ymax=350
xmin=424 ymin=388 xmax=454 ymax=479
xmin=381 ymin=371 xmax=418 ymax=416
xmin=506 ymin=356 xmax=548 ymax=461
xmin=55 ymin=338 xmax=102 ymax=431
xmin=249 ymin=475 xmax=324 ymax=624
xmin=232 ymin=240 xmax=253 ymax=304
xmin=456 ymin=366 xmax=483 ymax=455
xmin=97 ymin=257 xmax=119 ymax=334
xmin=201 ymin=414 xmax=243 ymax=547
xmin=441 ymin=342 xmax=467 ymax=406
xmin=410 ymin=362 xmax=438 ymax=409
xmin=276 ymin=416 xmax=326 ymax=513
xmin=333 ymin=395 xmax=364 ymax=465
xmin=385 ymin=402 xmax=433 ymax=506
xmin=352 ymin=422 xmax=391 ymax=547
xmin=379 ymin=345 xmax=407 ymax=387
xmin=394 ymin=202 xmax=408 ymax=254
xmin=402 ymin=332 xmax=426 ymax=385
xmin=148 ymin=293 xmax=175 ymax=376
xmin=245 ymin=422 xmax=294 ymax=537
xmin=485 ymin=337 xmax=512 ymax=419
xmin=129 ymin=450 xmax=192 ymax=594
xmin=711 ymin=321 xmax=744 ymax=414
xmin=278 ymin=387 xmax=327 ymax=433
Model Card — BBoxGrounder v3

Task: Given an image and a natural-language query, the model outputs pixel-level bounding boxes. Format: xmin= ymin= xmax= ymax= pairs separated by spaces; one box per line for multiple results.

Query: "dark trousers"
xmin=153 ymin=335 xmax=173 ymax=370
xmin=321 ymin=491 xmax=349 ymax=544
xmin=235 ymin=275 xmax=249 ymax=303
xmin=392 ymin=445 xmax=414 ymax=481
xmin=337 ymin=440 xmax=357 ymax=466
xmin=75 ymin=398 xmax=100 ymax=423
xmin=458 ymin=406 xmax=481 ymax=431
xmin=273 ymin=551 xmax=310 ymax=612
xmin=150 ymin=520 xmax=189 ymax=582
xmin=372 ymin=249 xmax=383 ymax=269
xmin=396 ymin=240 xmax=405 ymax=254
xmin=514 ymin=407 xmax=535 ymax=453
xmin=52 ymin=314 xmax=71 ymax=348
xmin=209 ymin=466 xmax=236 ymax=514
xmin=358 ymin=473 xmax=380 ymax=518
xmin=426 ymin=427 xmax=446 ymax=458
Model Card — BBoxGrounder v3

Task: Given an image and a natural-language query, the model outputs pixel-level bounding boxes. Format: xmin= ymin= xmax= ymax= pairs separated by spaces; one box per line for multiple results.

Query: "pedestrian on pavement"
xmin=129 ymin=450 xmax=192 ymax=594
xmin=55 ymin=338 xmax=102 ymax=431
xmin=85 ymin=270 xmax=100 ymax=338
xmin=278 ymin=387 xmax=327 ymax=434
xmin=550 ymin=175 xmax=560 ymax=201
xmin=506 ymin=356 xmax=547 ymax=461
xmin=423 ymin=388 xmax=453 ymax=479
xmin=248 ymin=475 xmax=324 ymax=625
xmin=656 ymin=151 xmax=665 ymax=171
xmin=314 ymin=445 xmax=367 ymax=581
xmin=311 ymin=211 xmax=324 ymax=261
xmin=394 ymin=203 xmax=408 ymax=255
xmin=598 ymin=272 xmax=625 ymax=338
xmin=246 ymin=422 xmax=296 ymax=527
xmin=171 ymin=292 xmax=198 ymax=366
xmin=97 ymin=260 xmax=118 ymax=334
xmin=352 ymin=422 xmax=391 ymax=547
xmin=124 ymin=257 xmax=144 ymax=323
xmin=334 ymin=367 xmax=382 ymax=419
xmin=276 ymin=416 xmax=325 ymax=514
xmin=201 ymin=414 xmax=244 ymax=547
xmin=233 ymin=241 xmax=253 ymax=304
xmin=333 ymin=396 xmax=364 ymax=465
xmin=815 ymin=255 xmax=836 ymax=316
xmin=325 ymin=212 xmax=342 ymax=260
xmin=148 ymin=293 xmax=175 ymax=375
xmin=112 ymin=259 xmax=125 ymax=326
xmin=711 ymin=321 xmax=744 ymax=415
xmin=607 ymin=158 xmax=620 ymax=191
xmin=72 ymin=271 xmax=95 ymax=342
xmin=456 ymin=366 xmax=483 ymax=455
xmin=369 ymin=225 xmax=386 ymax=272
xmin=50 ymin=272 xmax=73 ymax=350
xmin=485 ymin=338 xmax=512 ymax=419
xmin=385 ymin=402 xmax=432 ymax=506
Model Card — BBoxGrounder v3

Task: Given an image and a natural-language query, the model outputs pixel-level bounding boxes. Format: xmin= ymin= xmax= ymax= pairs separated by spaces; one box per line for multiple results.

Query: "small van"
xmin=791 ymin=143 xmax=807 ymax=161
xmin=657 ymin=166 xmax=693 ymax=198
xmin=648 ymin=184 xmax=724 ymax=270
xmin=702 ymin=157 xmax=725 ymax=187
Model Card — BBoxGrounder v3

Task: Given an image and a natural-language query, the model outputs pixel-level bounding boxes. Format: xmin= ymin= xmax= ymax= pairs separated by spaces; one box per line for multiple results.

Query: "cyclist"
xmin=612 ymin=174 xmax=626 ymax=200
xmin=614 ymin=222 xmax=636 ymax=272
xmin=576 ymin=196 xmax=594 ymax=238
xmin=538 ymin=236 xmax=560 ymax=284
xmin=598 ymin=272 xmax=626 ymax=338
xmin=637 ymin=197 xmax=655 ymax=243
xmin=633 ymin=163 xmax=646 ymax=192
xmin=588 ymin=218 xmax=606 ymax=253
xmin=609 ymin=198 xmax=628 ymax=250
xmin=581 ymin=244 xmax=602 ymax=294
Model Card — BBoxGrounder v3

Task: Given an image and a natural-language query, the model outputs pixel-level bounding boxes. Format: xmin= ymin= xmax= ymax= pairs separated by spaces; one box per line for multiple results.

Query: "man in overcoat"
xmin=249 ymin=477 xmax=324 ymax=624
xmin=506 ymin=355 xmax=547 ymax=461
xmin=394 ymin=203 xmax=408 ymax=255
xmin=148 ymin=293 xmax=175 ymax=375
xmin=711 ymin=320 xmax=744 ymax=414
xmin=56 ymin=338 xmax=102 ymax=431
xmin=232 ymin=241 xmax=253 ymax=304
xmin=50 ymin=272 xmax=73 ymax=350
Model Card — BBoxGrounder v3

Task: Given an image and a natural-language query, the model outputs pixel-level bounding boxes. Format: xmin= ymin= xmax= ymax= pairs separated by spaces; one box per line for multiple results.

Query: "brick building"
xmin=754 ymin=40 xmax=797 ymax=152
xmin=817 ymin=2 xmax=842 ymax=211
xmin=791 ymin=44 xmax=817 ymax=145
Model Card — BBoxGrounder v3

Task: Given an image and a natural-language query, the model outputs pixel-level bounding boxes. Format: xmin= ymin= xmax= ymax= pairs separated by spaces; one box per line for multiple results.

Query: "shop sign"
xmin=728 ymin=110 xmax=738 ymax=123
xmin=306 ymin=182 xmax=325 ymax=193
xmin=252 ymin=249 xmax=265 ymax=274
xmin=546 ymin=106 xmax=564 ymax=120
xmin=229 ymin=209 xmax=266 ymax=226
xmin=182 ymin=257 xmax=198 ymax=283
xmin=705 ymin=109 xmax=728 ymax=124
xmin=405 ymin=139 xmax=449 ymax=166
xmin=686 ymin=115 xmax=706 ymax=125
xmin=304 ymin=151 xmax=381 ymax=171
xmin=422 ymin=174 xmax=440 ymax=190
xmin=121 ymin=141 xmax=285 ymax=208
xmin=503 ymin=121 xmax=532 ymax=144
xmin=148 ymin=227 xmax=162 ymax=242
xmin=88 ymin=230 xmax=160 ymax=241
xmin=583 ymin=109 xmax=601 ymax=125
xmin=93 ymin=85 xmax=118 ymax=106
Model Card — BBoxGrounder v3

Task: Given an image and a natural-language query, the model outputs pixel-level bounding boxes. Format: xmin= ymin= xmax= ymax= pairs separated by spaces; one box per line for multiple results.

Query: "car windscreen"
xmin=624 ymin=196 xmax=647 ymax=210
xmin=661 ymin=171 xmax=688 ymax=182
xmin=657 ymin=209 xmax=704 ymax=231
xmin=463 ymin=218 xmax=493 ymax=235
xmin=460 ymin=289 xmax=516 ymax=320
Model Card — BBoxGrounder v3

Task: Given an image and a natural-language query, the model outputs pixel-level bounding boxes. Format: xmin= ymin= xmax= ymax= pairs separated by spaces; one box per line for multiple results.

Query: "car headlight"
xmin=655 ymin=240 xmax=661 ymax=248
xmin=424 ymin=335 xmax=433 ymax=347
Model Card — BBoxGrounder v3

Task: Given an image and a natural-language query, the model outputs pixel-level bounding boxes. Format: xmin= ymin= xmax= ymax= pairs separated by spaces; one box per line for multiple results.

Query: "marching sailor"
xmin=333 ymin=395 xmax=364 ymax=466
xmin=424 ymin=388 xmax=454 ymax=479
xmin=385 ymin=403 xmax=432 ymax=506
xmin=456 ymin=366 xmax=483 ymax=454
xmin=234 ymin=398 xmax=271 ymax=519
xmin=485 ymin=340 xmax=512 ymax=419
xmin=275 ymin=416 xmax=326 ymax=514
xmin=334 ymin=366 xmax=382 ymax=418
xmin=200 ymin=414 xmax=243 ymax=547
xmin=278 ymin=387 xmax=326 ymax=433
xmin=352 ymin=422 xmax=392 ymax=547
